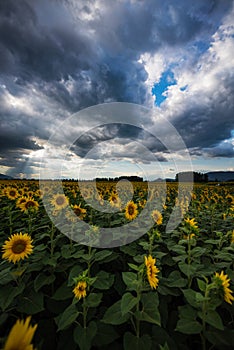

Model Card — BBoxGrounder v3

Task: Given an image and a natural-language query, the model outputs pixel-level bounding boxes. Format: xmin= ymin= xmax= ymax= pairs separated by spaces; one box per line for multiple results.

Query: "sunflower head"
xmin=51 ymin=194 xmax=69 ymax=210
xmin=151 ymin=210 xmax=163 ymax=225
xmin=3 ymin=316 xmax=37 ymax=350
xmin=5 ymin=187 xmax=19 ymax=200
xmin=72 ymin=204 xmax=87 ymax=219
xmin=213 ymin=271 xmax=234 ymax=305
xmin=144 ymin=255 xmax=160 ymax=289
xmin=19 ymin=197 xmax=39 ymax=213
xmin=2 ymin=233 xmax=33 ymax=264
xmin=73 ymin=280 xmax=87 ymax=300
xmin=125 ymin=201 xmax=138 ymax=221
xmin=184 ymin=217 xmax=198 ymax=232
xmin=109 ymin=193 xmax=121 ymax=208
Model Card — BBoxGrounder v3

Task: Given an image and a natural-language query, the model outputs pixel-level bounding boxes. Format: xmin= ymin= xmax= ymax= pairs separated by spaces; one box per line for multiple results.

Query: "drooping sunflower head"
xmin=125 ymin=201 xmax=138 ymax=221
xmin=73 ymin=280 xmax=87 ymax=300
xmin=51 ymin=194 xmax=69 ymax=210
xmin=144 ymin=255 xmax=160 ymax=289
xmin=2 ymin=232 xmax=33 ymax=264
xmin=213 ymin=271 xmax=234 ymax=305
xmin=3 ymin=316 xmax=37 ymax=350
xmin=151 ymin=210 xmax=163 ymax=225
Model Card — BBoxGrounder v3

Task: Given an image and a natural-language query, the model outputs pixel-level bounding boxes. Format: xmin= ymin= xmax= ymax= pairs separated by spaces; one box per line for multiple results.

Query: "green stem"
xmin=87 ymin=245 xmax=93 ymax=282
xmin=187 ymin=239 xmax=192 ymax=288
xmin=201 ymin=285 xmax=210 ymax=350
xmin=8 ymin=206 xmax=13 ymax=235
xmin=50 ymin=223 xmax=55 ymax=257
xmin=148 ymin=231 xmax=154 ymax=255
xmin=136 ymin=295 xmax=140 ymax=338
xmin=83 ymin=302 xmax=87 ymax=329
xmin=28 ymin=212 xmax=33 ymax=235
xmin=135 ymin=276 xmax=142 ymax=338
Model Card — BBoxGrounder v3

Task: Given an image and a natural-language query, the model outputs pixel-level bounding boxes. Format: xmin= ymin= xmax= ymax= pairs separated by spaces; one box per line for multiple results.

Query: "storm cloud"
xmin=0 ymin=0 xmax=233 ymax=178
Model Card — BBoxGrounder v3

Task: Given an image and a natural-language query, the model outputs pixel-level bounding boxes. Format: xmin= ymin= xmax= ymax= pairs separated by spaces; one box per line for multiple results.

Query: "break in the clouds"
xmin=0 ymin=0 xmax=233 ymax=179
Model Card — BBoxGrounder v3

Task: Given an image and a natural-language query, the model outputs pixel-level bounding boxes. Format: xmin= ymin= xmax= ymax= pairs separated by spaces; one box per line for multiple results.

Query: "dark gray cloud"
xmin=0 ymin=0 xmax=233 ymax=177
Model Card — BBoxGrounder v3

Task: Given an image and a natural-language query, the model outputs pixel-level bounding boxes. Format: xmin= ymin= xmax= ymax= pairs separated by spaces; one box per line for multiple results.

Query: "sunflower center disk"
xmin=128 ymin=207 xmax=134 ymax=215
xmin=56 ymin=197 xmax=65 ymax=205
xmin=12 ymin=241 xmax=26 ymax=254
xmin=26 ymin=201 xmax=35 ymax=208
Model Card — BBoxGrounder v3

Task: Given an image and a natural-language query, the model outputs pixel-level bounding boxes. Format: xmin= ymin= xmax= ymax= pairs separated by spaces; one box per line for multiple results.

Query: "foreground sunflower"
xmin=213 ymin=271 xmax=234 ymax=304
xmin=151 ymin=210 xmax=163 ymax=225
xmin=51 ymin=193 xmax=69 ymax=210
xmin=73 ymin=281 xmax=87 ymax=300
xmin=144 ymin=255 xmax=160 ymax=289
xmin=125 ymin=201 xmax=138 ymax=220
xmin=3 ymin=316 xmax=37 ymax=350
xmin=2 ymin=233 xmax=33 ymax=264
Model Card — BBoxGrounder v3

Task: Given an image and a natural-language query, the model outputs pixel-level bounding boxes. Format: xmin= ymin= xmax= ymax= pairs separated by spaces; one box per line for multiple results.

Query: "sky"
xmin=0 ymin=0 xmax=234 ymax=180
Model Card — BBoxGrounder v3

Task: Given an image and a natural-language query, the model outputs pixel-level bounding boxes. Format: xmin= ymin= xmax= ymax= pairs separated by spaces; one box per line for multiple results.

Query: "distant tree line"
xmin=95 ymin=176 xmax=143 ymax=182
xmin=175 ymin=172 xmax=208 ymax=182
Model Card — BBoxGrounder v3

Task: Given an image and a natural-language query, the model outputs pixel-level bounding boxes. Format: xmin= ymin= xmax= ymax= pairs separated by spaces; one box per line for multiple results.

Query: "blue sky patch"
xmin=152 ymin=69 xmax=177 ymax=106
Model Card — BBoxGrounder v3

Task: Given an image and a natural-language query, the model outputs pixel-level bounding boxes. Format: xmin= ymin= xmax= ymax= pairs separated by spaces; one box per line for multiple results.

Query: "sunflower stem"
xmin=50 ymin=223 xmax=55 ymax=257
xmin=87 ymin=245 xmax=92 ymax=283
xmin=187 ymin=236 xmax=192 ymax=288
xmin=136 ymin=290 xmax=141 ymax=338
xmin=200 ymin=283 xmax=210 ymax=350
xmin=148 ymin=230 xmax=154 ymax=255
xmin=8 ymin=205 xmax=13 ymax=236
xmin=83 ymin=301 xmax=87 ymax=329
xmin=28 ymin=211 xmax=33 ymax=235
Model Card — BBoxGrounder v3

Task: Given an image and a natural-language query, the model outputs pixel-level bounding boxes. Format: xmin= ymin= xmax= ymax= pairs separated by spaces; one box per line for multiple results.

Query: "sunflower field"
xmin=0 ymin=179 xmax=233 ymax=350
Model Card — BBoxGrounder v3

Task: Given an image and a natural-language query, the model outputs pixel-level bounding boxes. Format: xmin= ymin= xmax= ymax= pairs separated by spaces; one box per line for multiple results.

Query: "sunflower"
xmin=27 ymin=191 xmax=34 ymax=198
xmin=16 ymin=196 xmax=27 ymax=209
xmin=144 ymin=255 xmax=159 ymax=289
xmin=19 ymin=198 xmax=39 ymax=212
xmin=151 ymin=210 xmax=163 ymax=225
xmin=17 ymin=188 xmax=25 ymax=196
xmin=5 ymin=187 xmax=19 ymax=200
xmin=3 ymin=316 xmax=37 ymax=350
xmin=184 ymin=217 xmax=198 ymax=229
xmin=72 ymin=204 xmax=87 ymax=219
xmin=125 ymin=201 xmax=138 ymax=220
xmin=109 ymin=193 xmax=121 ymax=208
xmin=2 ymin=233 xmax=33 ymax=264
xmin=34 ymin=189 xmax=44 ymax=198
xmin=51 ymin=194 xmax=69 ymax=210
xmin=214 ymin=271 xmax=234 ymax=304
xmin=73 ymin=281 xmax=87 ymax=300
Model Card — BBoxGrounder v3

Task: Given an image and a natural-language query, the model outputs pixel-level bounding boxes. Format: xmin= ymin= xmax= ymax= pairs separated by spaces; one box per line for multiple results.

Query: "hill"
xmin=206 ymin=171 xmax=234 ymax=182
xmin=0 ymin=173 xmax=14 ymax=180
